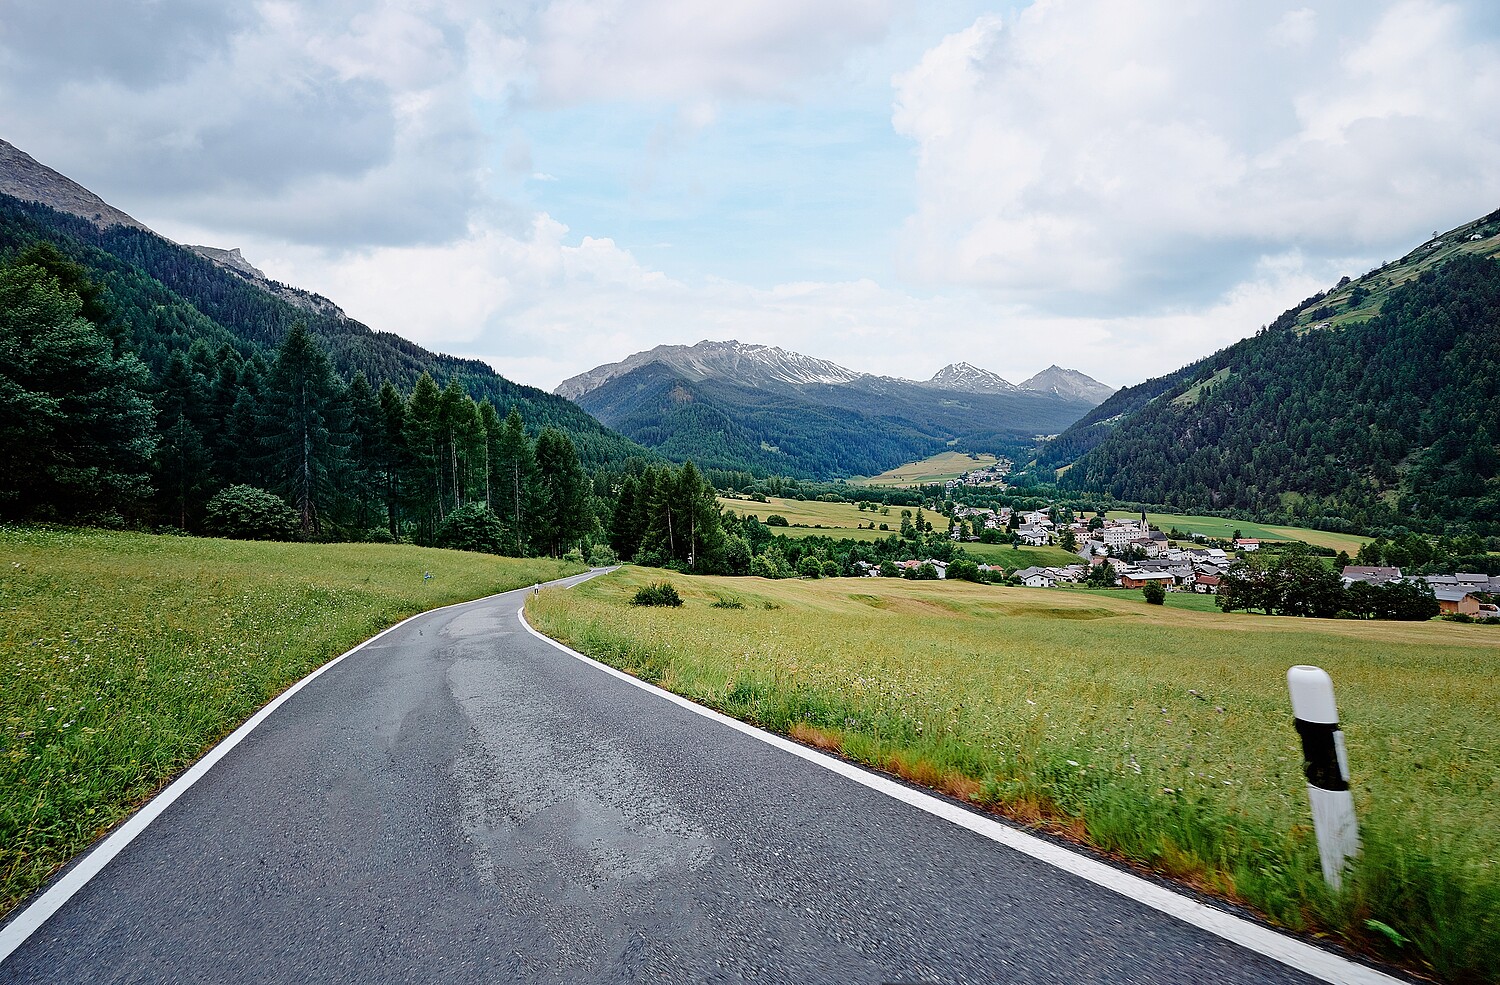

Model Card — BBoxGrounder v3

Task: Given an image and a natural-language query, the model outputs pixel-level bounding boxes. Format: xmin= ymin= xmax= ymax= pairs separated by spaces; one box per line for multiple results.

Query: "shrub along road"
xmin=0 ymin=574 xmax=1396 ymax=984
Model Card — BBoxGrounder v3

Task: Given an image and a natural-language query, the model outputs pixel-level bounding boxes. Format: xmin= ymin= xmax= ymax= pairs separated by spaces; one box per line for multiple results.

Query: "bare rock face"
xmin=0 ymin=137 xmax=148 ymax=230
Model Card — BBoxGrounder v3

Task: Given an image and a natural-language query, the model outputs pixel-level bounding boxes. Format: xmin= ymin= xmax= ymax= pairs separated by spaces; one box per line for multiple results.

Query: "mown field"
xmin=853 ymin=451 xmax=1002 ymax=487
xmin=1105 ymin=510 xmax=1370 ymax=554
xmin=0 ymin=526 xmax=581 ymax=918
xmin=529 ymin=568 xmax=1499 ymax=982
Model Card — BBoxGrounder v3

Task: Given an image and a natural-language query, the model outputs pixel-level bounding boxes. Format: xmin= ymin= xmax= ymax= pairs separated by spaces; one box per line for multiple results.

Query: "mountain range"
xmin=557 ymin=340 xmax=1112 ymax=479
xmin=0 ymin=137 xmax=643 ymax=467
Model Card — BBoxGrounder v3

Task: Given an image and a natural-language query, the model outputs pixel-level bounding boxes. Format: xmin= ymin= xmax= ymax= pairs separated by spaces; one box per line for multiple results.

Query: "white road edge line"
xmin=0 ymin=571 xmax=606 ymax=965
xmin=518 ymin=601 xmax=1406 ymax=985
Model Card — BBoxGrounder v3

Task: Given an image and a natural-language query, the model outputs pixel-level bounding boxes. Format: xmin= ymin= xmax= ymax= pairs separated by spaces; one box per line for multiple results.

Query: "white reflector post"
xmin=1288 ymin=666 xmax=1359 ymax=889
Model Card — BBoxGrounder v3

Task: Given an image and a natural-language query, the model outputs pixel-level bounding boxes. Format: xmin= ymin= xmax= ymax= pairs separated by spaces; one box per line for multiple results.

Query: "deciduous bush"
xmin=631 ymin=581 xmax=683 ymax=607
xmin=434 ymin=502 xmax=506 ymax=554
xmin=203 ymin=486 xmax=298 ymax=541
xmin=1143 ymin=581 xmax=1167 ymax=605
xmin=765 ymin=514 xmax=789 ymax=527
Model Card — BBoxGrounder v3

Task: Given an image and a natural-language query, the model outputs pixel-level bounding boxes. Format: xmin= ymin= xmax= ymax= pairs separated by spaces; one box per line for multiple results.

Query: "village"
xmin=854 ymin=506 xmax=1500 ymax=618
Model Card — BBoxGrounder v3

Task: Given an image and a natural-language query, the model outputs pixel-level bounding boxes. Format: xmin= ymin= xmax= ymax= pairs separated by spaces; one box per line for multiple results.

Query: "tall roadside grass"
xmin=0 ymin=525 xmax=580 ymax=918
xmin=528 ymin=568 xmax=1499 ymax=983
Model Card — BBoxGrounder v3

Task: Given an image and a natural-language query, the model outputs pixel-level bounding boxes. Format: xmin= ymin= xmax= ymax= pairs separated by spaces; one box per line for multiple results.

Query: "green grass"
xmin=961 ymin=541 xmax=1081 ymax=568
xmin=0 ymin=526 xmax=581 ymax=918
xmin=852 ymin=451 xmax=1004 ymax=487
xmin=529 ymin=569 xmax=1500 ymax=982
xmin=1106 ymin=510 xmax=1370 ymax=554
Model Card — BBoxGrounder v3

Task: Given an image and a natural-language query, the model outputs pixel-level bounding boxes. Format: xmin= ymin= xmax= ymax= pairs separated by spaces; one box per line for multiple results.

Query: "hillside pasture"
xmin=853 ymin=451 xmax=1002 ymax=487
xmin=1105 ymin=510 xmax=1370 ymax=554
xmin=0 ymin=527 xmax=580 ymax=919
xmin=530 ymin=568 xmax=1499 ymax=981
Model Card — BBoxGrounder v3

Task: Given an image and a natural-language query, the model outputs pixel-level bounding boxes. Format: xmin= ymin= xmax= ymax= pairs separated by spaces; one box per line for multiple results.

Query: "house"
xmin=1234 ymin=538 xmax=1261 ymax=552
xmin=1434 ymin=587 xmax=1482 ymax=616
xmin=1130 ymin=537 xmax=1163 ymax=557
xmin=1119 ymin=571 xmax=1176 ymax=590
xmin=1342 ymin=565 xmax=1404 ymax=586
xmin=1194 ymin=574 xmax=1221 ymax=594
xmin=1014 ymin=566 xmax=1056 ymax=588
xmin=1017 ymin=525 xmax=1051 ymax=546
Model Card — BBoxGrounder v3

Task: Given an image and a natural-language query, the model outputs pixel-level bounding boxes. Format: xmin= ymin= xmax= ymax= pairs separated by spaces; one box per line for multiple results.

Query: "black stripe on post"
xmin=1294 ymin=718 xmax=1349 ymax=792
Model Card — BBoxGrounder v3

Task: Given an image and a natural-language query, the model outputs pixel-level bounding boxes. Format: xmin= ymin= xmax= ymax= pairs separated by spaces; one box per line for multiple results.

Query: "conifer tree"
xmin=494 ymin=407 xmax=538 ymax=554
xmin=259 ymin=323 xmax=345 ymax=537
xmin=0 ymin=255 xmax=156 ymax=519
xmin=404 ymin=372 xmax=445 ymax=539
xmin=533 ymin=426 xmax=589 ymax=556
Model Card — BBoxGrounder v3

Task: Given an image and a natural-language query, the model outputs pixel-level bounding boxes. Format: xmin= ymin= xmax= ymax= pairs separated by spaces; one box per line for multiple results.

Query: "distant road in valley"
xmin=0 ymin=574 xmax=1399 ymax=984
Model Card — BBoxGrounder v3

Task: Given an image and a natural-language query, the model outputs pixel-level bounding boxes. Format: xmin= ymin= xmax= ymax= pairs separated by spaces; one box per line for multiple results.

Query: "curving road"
xmin=0 ymin=571 xmax=1401 ymax=984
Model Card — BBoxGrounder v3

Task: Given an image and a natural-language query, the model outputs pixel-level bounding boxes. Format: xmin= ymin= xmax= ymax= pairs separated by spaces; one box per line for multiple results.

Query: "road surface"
xmin=0 ymin=572 xmax=1396 ymax=984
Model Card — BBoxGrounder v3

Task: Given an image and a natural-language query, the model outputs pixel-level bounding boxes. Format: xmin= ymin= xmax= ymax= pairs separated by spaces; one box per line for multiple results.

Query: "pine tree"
xmin=494 ymin=407 xmax=538 ymax=554
xmin=0 ymin=255 xmax=156 ymax=519
xmin=533 ymin=426 xmax=590 ymax=556
xmin=344 ymin=372 xmax=385 ymax=532
xmin=259 ymin=323 xmax=346 ymax=537
xmin=403 ymin=372 xmax=445 ymax=541
xmin=377 ymin=381 xmax=407 ymax=539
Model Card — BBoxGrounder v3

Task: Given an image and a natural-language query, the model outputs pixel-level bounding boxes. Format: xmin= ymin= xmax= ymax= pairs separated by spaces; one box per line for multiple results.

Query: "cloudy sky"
xmin=3 ymin=0 xmax=1498 ymax=391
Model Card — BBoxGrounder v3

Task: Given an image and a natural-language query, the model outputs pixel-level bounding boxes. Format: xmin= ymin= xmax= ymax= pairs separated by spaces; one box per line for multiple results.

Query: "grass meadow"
xmin=853 ymin=451 xmax=1002 ymax=487
xmin=1105 ymin=510 xmax=1371 ymax=554
xmin=529 ymin=568 xmax=1499 ymax=982
xmin=0 ymin=525 xmax=580 ymax=918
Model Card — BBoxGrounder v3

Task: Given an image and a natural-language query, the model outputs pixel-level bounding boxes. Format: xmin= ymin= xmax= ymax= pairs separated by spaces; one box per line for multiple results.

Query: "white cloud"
xmin=891 ymin=1 xmax=1500 ymax=312
xmin=528 ymin=0 xmax=896 ymax=105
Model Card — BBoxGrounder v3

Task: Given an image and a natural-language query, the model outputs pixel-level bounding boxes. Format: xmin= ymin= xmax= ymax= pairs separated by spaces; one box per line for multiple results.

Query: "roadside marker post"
xmin=1287 ymin=665 xmax=1359 ymax=889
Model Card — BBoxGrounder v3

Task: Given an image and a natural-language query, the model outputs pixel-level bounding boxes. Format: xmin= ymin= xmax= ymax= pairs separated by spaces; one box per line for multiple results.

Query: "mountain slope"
xmin=570 ymin=350 xmax=1097 ymax=479
xmin=0 ymin=140 xmax=646 ymax=467
xmin=1028 ymin=210 xmax=1500 ymax=535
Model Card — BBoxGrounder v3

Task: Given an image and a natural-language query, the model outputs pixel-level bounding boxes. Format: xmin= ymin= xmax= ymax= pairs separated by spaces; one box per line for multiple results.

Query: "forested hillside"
xmin=0 ymin=194 xmax=644 ymax=467
xmin=1048 ymin=252 xmax=1500 ymax=536
xmin=577 ymin=360 xmax=1093 ymax=480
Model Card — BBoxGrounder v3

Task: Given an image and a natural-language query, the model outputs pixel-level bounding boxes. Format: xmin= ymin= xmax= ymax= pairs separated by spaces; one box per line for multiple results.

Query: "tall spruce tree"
xmin=259 ymin=323 xmax=345 ymax=537
xmin=403 ymin=372 xmax=445 ymax=541
xmin=0 ymin=255 xmax=156 ymax=519
xmin=377 ymin=381 xmax=407 ymax=538
xmin=494 ymin=407 xmax=538 ymax=555
xmin=532 ymin=426 xmax=590 ymax=556
xmin=344 ymin=371 xmax=385 ymax=532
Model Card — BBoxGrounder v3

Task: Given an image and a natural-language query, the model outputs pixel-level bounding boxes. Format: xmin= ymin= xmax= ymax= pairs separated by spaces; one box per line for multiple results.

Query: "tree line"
xmin=0 ymin=245 xmax=603 ymax=555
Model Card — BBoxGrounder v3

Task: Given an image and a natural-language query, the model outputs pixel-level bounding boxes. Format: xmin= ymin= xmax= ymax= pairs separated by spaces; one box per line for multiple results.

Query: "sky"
xmin=3 ymin=0 xmax=1499 ymax=392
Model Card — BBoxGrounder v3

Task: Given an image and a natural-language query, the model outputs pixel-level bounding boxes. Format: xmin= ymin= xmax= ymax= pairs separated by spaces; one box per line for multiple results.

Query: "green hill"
xmin=1021 ymin=210 xmax=1500 ymax=536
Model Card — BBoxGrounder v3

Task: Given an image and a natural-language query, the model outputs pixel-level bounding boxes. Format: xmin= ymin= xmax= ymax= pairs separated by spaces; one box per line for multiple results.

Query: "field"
xmin=529 ymin=569 xmax=1500 ymax=981
xmin=719 ymin=496 xmax=1078 ymax=568
xmin=853 ymin=451 xmax=1001 ymax=487
xmin=0 ymin=526 xmax=581 ymax=919
xmin=1106 ymin=510 xmax=1371 ymax=554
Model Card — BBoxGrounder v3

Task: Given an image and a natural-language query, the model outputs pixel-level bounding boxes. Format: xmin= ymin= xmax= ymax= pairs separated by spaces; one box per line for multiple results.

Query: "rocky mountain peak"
xmin=924 ymin=362 xmax=1018 ymax=393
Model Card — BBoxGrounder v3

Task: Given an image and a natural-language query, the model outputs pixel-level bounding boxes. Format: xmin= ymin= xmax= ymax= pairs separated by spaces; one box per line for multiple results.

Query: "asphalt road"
xmin=1 ymin=572 xmax=1371 ymax=984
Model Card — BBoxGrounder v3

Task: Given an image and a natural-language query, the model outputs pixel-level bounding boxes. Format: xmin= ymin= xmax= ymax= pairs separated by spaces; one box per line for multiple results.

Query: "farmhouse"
xmin=1119 ymin=571 xmax=1176 ymax=590
xmin=1434 ymin=587 xmax=1483 ymax=616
